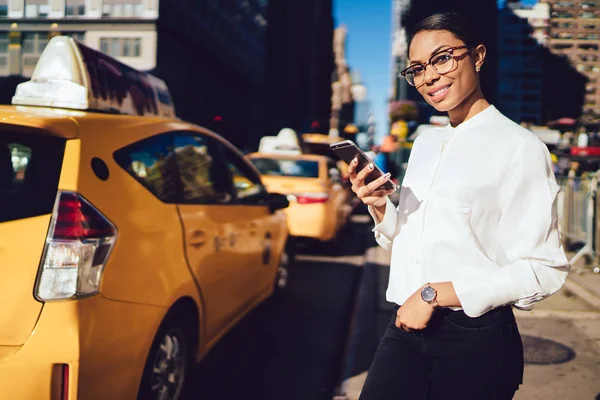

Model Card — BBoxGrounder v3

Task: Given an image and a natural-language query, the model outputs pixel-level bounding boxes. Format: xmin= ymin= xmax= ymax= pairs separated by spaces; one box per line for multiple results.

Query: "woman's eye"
xmin=410 ymin=67 xmax=425 ymax=76
xmin=433 ymin=53 xmax=453 ymax=65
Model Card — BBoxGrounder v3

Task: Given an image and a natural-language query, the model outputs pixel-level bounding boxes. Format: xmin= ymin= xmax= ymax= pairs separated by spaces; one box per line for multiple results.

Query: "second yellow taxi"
xmin=247 ymin=152 xmax=352 ymax=242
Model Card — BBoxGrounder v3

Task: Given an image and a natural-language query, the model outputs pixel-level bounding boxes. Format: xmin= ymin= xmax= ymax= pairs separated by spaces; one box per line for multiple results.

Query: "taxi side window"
xmin=172 ymin=133 xmax=234 ymax=205
xmin=114 ymin=134 xmax=180 ymax=203
xmin=0 ymin=136 xmax=64 ymax=223
xmin=221 ymin=146 xmax=267 ymax=205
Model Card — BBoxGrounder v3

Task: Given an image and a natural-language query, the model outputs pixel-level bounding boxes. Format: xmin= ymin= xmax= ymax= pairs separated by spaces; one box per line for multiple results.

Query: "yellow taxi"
xmin=0 ymin=37 xmax=291 ymax=400
xmin=247 ymin=152 xmax=352 ymax=242
xmin=301 ymin=133 xmax=350 ymax=180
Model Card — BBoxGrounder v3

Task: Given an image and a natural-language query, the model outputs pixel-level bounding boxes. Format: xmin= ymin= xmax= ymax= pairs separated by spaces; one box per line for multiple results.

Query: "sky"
xmin=333 ymin=0 xmax=539 ymax=140
xmin=333 ymin=0 xmax=392 ymax=140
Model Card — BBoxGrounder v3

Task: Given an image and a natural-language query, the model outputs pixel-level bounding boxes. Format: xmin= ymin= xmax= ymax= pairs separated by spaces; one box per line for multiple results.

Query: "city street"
xmin=185 ymin=214 xmax=376 ymax=400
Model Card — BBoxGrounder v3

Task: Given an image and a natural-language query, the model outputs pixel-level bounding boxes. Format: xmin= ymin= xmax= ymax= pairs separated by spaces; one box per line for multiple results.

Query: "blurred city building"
xmin=0 ymin=0 xmax=158 ymax=104
xmin=351 ymin=70 xmax=371 ymax=133
xmin=157 ymin=0 xmax=268 ymax=150
xmin=497 ymin=2 xmax=550 ymax=124
xmin=265 ymin=0 xmax=334 ymax=138
xmin=330 ymin=25 xmax=354 ymax=137
xmin=390 ymin=0 xmax=410 ymax=102
xmin=543 ymin=0 xmax=600 ymax=125
xmin=0 ymin=0 xmax=271 ymax=150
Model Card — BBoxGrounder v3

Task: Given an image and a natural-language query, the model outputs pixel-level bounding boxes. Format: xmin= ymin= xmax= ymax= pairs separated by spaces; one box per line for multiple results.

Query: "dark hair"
xmin=407 ymin=12 xmax=482 ymax=53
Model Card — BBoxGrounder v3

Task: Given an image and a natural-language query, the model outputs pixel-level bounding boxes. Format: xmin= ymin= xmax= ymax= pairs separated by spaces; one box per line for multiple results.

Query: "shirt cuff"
xmin=368 ymin=196 xmax=397 ymax=240
xmin=452 ymin=260 xmax=530 ymax=318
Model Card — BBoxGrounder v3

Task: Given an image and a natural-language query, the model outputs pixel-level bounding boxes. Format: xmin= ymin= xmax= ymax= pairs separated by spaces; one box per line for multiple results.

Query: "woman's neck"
xmin=447 ymin=89 xmax=490 ymax=127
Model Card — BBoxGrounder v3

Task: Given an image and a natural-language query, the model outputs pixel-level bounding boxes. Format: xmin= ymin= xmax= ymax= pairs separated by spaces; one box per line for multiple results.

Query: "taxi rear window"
xmin=250 ymin=158 xmax=320 ymax=178
xmin=0 ymin=133 xmax=65 ymax=223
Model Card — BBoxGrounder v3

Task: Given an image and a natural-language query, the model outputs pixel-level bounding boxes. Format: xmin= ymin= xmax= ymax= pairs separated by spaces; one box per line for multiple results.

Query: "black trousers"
xmin=359 ymin=305 xmax=524 ymax=400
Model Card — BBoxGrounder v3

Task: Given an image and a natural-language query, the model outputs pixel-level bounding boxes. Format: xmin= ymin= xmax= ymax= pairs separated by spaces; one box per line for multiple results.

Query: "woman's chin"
xmin=428 ymin=99 xmax=454 ymax=113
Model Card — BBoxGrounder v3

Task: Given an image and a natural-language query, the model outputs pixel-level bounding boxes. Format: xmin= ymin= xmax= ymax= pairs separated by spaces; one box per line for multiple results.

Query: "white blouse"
xmin=369 ymin=105 xmax=570 ymax=318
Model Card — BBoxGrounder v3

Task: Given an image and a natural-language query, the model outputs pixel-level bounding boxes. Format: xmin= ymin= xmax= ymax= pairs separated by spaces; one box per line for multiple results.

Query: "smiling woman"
xmin=351 ymin=12 xmax=570 ymax=400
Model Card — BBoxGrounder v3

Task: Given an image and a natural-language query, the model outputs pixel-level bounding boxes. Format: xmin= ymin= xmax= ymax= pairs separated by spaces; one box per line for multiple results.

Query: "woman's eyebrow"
xmin=409 ymin=44 xmax=453 ymax=65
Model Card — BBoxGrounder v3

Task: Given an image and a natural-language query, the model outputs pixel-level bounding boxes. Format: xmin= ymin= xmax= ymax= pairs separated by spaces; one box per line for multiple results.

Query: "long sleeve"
xmin=368 ymin=196 xmax=399 ymax=251
xmin=452 ymin=137 xmax=570 ymax=318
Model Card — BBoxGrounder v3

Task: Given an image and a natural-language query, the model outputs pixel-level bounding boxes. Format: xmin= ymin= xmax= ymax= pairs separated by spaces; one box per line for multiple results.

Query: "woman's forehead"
xmin=408 ymin=30 xmax=463 ymax=62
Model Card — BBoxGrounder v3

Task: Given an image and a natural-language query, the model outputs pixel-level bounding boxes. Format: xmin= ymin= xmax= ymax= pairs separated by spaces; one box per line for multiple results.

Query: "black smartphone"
xmin=330 ymin=140 xmax=399 ymax=192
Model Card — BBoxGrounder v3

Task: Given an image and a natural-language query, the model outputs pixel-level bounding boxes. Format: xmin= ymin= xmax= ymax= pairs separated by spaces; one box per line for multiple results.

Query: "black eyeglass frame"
xmin=400 ymin=45 xmax=472 ymax=86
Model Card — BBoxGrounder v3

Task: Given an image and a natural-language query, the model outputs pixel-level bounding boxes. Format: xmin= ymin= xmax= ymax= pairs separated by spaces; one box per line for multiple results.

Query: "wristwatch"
xmin=420 ymin=283 xmax=438 ymax=308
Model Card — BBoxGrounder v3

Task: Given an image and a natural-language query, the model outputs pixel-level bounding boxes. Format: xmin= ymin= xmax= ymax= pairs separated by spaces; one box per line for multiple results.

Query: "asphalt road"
xmin=185 ymin=216 xmax=375 ymax=400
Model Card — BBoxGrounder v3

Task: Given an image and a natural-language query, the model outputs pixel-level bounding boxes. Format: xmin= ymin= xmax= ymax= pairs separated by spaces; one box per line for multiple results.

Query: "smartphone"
xmin=330 ymin=140 xmax=399 ymax=192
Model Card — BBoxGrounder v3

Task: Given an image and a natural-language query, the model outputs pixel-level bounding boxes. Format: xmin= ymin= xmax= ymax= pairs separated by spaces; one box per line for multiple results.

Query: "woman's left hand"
xmin=395 ymin=287 xmax=435 ymax=331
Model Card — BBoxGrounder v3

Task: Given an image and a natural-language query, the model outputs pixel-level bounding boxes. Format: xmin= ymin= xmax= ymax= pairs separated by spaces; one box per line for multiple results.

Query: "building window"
xmin=551 ymin=11 xmax=574 ymax=18
xmin=0 ymin=32 xmax=7 ymax=69
xmin=579 ymin=43 xmax=599 ymax=50
xmin=552 ymin=21 xmax=574 ymax=28
xmin=553 ymin=32 xmax=574 ymax=39
xmin=65 ymin=32 xmax=85 ymax=42
xmin=22 ymin=33 xmax=48 ymax=74
xmin=99 ymin=37 xmax=142 ymax=57
xmin=579 ymin=11 xmax=598 ymax=18
xmin=555 ymin=1 xmax=575 ymax=6
xmin=580 ymin=53 xmax=599 ymax=62
xmin=0 ymin=0 xmax=7 ymax=17
xmin=102 ymin=0 xmax=144 ymax=18
xmin=581 ymin=2 xmax=598 ymax=8
xmin=24 ymin=0 xmax=49 ymax=18
xmin=553 ymin=43 xmax=573 ymax=50
xmin=65 ymin=0 xmax=85 ymax=17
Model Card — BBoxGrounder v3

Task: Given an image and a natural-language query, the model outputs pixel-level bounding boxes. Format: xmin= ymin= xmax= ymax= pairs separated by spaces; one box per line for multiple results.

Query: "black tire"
xmin=137 ymin=313 xmax=193 ymax=400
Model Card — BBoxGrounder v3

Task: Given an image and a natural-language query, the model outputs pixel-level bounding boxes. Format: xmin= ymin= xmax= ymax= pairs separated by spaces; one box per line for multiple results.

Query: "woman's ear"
xmin=473 ymin=44 xmax=487 ymax=71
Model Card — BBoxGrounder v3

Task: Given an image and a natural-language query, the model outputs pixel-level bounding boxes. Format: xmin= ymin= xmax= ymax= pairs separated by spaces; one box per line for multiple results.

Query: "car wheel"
xmin=138 ymin=318 xmax=190 ymax=400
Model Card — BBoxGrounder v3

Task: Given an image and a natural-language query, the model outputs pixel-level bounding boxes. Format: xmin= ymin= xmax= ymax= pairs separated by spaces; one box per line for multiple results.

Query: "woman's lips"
xmin=428 ymin=84 xmax=451 ymax=103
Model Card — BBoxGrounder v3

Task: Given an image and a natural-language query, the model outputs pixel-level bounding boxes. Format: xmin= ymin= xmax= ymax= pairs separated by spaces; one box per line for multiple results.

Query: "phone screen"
xmin=330 ymin=140 xmax=398 ymax=191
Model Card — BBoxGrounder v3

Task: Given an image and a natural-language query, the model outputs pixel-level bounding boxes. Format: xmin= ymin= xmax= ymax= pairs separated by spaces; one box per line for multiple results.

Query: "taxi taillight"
xmin=295 ymin=192 xmax=329 ymax=204
xmin=36 ymin=191 xmax=117 ymax=301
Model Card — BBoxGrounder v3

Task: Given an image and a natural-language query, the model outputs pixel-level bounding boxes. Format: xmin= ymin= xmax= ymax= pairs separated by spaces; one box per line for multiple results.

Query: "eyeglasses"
xmin=400 ymin=46 xmax=472 ymax=87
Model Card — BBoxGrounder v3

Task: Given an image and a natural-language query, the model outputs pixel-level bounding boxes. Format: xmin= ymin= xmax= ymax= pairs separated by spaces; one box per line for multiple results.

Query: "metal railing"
xmin=557 ymin=175 xmax=600 ymax=273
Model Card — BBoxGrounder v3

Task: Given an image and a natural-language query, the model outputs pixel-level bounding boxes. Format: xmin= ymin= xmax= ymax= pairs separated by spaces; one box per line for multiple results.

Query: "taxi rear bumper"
xmin=286 ymin=202 xmax=336 ymax=241
xmin=0 ymin=302 xmax=80 ymax=399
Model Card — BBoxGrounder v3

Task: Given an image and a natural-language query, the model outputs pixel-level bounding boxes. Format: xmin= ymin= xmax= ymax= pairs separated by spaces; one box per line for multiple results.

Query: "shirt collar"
xmin=446 ymin=104 xmax=498 ymax=134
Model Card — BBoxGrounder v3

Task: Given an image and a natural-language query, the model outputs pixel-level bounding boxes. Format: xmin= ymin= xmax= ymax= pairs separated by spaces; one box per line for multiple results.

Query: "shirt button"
xmin=415 ymin=259 xmax=420 ymax=264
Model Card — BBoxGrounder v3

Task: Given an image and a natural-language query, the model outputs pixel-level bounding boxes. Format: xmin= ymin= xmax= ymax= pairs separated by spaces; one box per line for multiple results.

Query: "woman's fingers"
xmin=354 ymin=162 xmax=375 ymax=186
xmin=357 ymin=173 xmax=392 ymax=198
xmin=347 ymin=157 xmax=358 ymax=178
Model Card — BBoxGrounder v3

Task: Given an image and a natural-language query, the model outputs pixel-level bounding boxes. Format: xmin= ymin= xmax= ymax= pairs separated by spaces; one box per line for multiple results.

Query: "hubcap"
xmin=150 ymin=328 xmax=186 ymax=400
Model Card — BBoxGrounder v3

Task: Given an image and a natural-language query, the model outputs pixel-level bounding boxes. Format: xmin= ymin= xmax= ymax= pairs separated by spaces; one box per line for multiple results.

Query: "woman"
xmin=349 ymin=13 xmax=569 ymax=400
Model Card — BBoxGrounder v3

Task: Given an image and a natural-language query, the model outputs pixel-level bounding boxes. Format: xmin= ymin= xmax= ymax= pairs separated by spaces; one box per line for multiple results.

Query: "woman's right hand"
xmin=347 ymin=158 xmax=396 ymax=209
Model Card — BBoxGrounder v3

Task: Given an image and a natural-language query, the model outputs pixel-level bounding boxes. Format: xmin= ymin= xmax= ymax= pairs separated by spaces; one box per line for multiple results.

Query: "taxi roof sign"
xmin=12 ymin=36 xmax=175 ymax=118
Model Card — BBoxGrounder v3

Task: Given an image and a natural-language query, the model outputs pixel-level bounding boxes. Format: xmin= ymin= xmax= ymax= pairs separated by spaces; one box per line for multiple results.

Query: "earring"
xmin=476 ymin=66 xmax=481 ymax=72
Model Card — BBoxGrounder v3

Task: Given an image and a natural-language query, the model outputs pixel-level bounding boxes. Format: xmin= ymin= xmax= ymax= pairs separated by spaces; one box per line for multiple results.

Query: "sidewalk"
xmin=339 ymin=246 xmax=600 ymax=400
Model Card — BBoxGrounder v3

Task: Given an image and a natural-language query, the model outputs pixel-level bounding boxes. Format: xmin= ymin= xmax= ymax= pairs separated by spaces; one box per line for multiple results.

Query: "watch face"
xmin=421 ymin=286 xmax=436 ymax=302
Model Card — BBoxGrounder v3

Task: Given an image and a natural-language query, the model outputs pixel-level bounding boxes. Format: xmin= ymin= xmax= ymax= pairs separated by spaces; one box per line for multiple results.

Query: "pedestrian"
xmin=346 ymin=12 xmax=569 ymax=400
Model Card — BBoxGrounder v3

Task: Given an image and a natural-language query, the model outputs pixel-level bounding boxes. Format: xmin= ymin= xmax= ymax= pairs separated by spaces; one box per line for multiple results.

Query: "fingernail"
xmin=384 ymin=172 xmax=391 ymax=178
xmin=353 ymin=157 xmax=358 ymax=164
xmin=368 ymin=163 xmax=374 ymax=170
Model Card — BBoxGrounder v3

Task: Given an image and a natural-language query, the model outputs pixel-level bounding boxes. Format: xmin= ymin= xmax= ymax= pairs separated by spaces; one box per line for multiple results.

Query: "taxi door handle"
xmin=189 ymin=230 xmax=206 ymax=249
xmin=249 ymin=222 xmax=258 ymax=236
